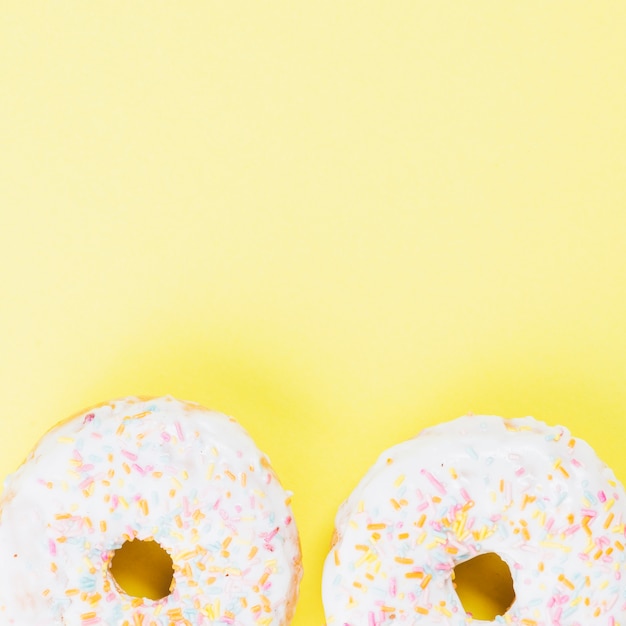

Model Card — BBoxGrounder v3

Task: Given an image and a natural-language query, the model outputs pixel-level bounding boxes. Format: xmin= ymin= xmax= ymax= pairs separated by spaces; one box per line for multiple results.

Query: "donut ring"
xmin=322 ymin=415 xmax=626 ymax=625
xmin=0 ymin=396 xmax=302 ymax=625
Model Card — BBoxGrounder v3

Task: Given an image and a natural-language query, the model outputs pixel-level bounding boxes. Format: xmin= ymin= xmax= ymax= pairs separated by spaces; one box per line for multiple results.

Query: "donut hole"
xmin=109 ymin=539 xmax=174 ymax=600
xmin=452 ymin=552 xmax=515 ymax=621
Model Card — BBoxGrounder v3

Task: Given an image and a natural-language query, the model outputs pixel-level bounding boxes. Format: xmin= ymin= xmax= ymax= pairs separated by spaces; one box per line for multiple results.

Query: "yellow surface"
xmin=1 ymin=3 xmax=626 ymax=624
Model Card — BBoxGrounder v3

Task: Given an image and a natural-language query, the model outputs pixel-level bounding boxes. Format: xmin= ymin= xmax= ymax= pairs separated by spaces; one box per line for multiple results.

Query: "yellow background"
xmin=1 ymin=3 xmax=626 ymax=624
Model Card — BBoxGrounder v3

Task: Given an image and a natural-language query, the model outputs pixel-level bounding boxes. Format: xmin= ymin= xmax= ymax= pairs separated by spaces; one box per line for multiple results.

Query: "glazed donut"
xmin=0 ymin=396 xmax=302 ymax=625
xmin=322 ymin=415 xmax=626 ymax=625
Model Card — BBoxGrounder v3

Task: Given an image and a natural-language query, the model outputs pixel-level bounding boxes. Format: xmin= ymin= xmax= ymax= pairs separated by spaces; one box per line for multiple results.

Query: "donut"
xmin=322 ymin=415 xmax=626 ymax=625
xmin=0 ymin=396 xmax=302 ymax=625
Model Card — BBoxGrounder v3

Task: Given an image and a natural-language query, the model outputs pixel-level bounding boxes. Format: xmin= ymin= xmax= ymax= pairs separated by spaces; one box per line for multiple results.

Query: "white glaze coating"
xmin=322 ymin=415 xmax=626 ymax=625
xmin=0 ymin=396 xmax=302 ymax=625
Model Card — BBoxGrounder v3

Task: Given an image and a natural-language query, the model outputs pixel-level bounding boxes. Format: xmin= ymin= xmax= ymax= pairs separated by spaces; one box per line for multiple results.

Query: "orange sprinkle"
xmin=394 ymin=557 xmax=414 ymax=564
xmin=367 ymin=523 xmax=387 ymax=530
xmin=405 ymin=572 xmax=424 ymax=579
xmin=248 ymin=546 xmax=258 ymax=559
xmin=334 ymin=550 xmax=340 ymax=566
xmin=558 ymin=573 xmax=575 ymax=590
xmin=138 ymin=499 xmax=149 ymax=516
xmin=415 ymin=606 xmax=429 ymax=615
xmin=420 ymin=574 xmax=432 ymax=589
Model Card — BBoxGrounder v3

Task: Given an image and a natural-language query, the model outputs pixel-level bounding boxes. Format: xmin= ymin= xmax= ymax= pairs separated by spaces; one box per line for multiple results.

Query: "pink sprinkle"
xmin=421 ymin=469 xmax=446 ymax=495
xmin=563 ymin=524 xmax=580 ymax=536
xmin=161 ymin=432 xmax=171 ymax=442
xmin=368 ymin=612 xmax=376 ymax=626
xmin=285 ymin=516 xmax=292 ymax=525
xmin=581 ymin=509 xmax=597 ymax=518
xmin=106 ymin=592 xmax=117 ymax=602
xmin=132 ymin=463 xmax=145 ymax=475
xmin=122 ymin=450 xmax=138 ymax=461
xmin=83 ymin=412 xmax=95 ymax=424
xmin=417 ymin=501 xmax=429 ymax=511
xmin=79 ymin=477 xmax=94 ymax=490
xmin=389 ymin=577 xmax=397 ymax=596
xmin=460 ymin=488 xmax=471 ymax=502
xmin=48 ymin=539 xmax=56 ymax=556
xmin=264 ymin=527 xmax=279 ymax=542
xmin=515 ymin=467 xmax=526 ymax=476
xmin=598 ymin=491 xmax=607 ymax=503
xmin=175 ymin=422 xmax=184 ymax=441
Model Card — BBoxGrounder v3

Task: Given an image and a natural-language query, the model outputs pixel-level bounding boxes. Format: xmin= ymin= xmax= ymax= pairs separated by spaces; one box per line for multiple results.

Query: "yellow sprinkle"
xmin=394 ymin=475 xmax=405 ymax=487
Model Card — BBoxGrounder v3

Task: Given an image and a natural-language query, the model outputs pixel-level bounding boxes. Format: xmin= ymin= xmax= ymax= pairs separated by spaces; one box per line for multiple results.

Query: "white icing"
xmin=0 ymin=396 xmax=302 ymax=625
xmin=322 ymin=415 xmax=626 ymax=625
